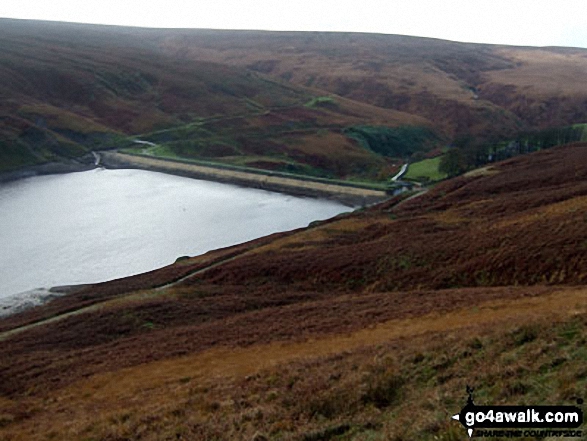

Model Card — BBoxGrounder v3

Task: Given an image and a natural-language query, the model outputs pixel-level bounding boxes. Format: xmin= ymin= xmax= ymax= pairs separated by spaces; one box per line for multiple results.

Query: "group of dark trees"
xmin=439 ymin=125 xmax=584 ymax=177
xmin=344 ymin=125 xmax=438 ymax=158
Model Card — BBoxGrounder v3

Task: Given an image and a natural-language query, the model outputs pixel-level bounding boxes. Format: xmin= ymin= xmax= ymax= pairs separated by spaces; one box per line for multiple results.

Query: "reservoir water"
xmin=0 ymin=168 xmax=349 ymax=300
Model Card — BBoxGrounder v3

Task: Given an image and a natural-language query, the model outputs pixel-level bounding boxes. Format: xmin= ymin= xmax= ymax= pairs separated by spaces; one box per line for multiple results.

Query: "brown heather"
xmin=1 ymin=144 xmax=587 ymax=439
xmin=2 ymin=20 xmax=587 ymax=177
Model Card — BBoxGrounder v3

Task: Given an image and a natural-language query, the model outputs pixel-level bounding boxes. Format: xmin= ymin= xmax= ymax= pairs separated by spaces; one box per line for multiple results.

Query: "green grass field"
xmin=404 ymin=156 xmax=447 ymax=182
xmin=574 ymin=123 xmax=587 ymax=140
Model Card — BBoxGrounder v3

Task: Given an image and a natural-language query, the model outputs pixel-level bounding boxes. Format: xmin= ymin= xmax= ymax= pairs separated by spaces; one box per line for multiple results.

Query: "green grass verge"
xmin=304 ymin=96 xmax=337 ymax=108
xmin=404 ymin=156 xmax=447 ymax=182
xmin=573 ymin=123 xmax=587 ymax=141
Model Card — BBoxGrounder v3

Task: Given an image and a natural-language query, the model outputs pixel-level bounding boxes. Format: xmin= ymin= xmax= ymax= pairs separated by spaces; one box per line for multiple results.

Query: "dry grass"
xmin=249 ymin=217 xmax=386 ymax=254
xmin=163 ymin=30 xmax=587 ymax=136
xmin=489 ymin=48 xmax=587 ymax=96
xmin=2 ymin=144 xmax=587 ymax=440
xmin=4 ymin=20 xmax=587 ymax=174
xmin=1 ymin=287 xmax=585 ymax=440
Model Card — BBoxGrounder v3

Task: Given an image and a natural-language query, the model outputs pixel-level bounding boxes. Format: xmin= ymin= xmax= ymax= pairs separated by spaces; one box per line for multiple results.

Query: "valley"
xmin=1 ymin=18 xmax=586 ymax=441
xmin=2 ymin=19 xmax=587 ymax=184
xmin=1 ymin=143 xmax=586 ymax=439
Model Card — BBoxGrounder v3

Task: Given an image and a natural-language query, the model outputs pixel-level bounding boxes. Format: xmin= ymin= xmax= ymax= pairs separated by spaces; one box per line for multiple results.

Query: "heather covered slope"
xmin=0 ymin=19 xmax=427 ymax=178
xmin=3 ymin=19 xmax=587 ymax=178
xmin=0 ymin=144 xmax=586 ymax=439
xmin=188 ymin=143 xmax=587 ymax=292
xmin=159 ymin=30 xmax=587 ymax=139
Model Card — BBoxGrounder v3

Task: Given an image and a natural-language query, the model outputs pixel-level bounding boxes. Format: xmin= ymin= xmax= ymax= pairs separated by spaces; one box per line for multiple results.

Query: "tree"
xmin=439 ymin=148 xmax=466 ymax=178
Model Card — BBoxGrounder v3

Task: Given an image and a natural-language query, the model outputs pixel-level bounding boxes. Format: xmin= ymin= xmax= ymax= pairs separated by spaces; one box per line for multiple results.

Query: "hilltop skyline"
xmin=1 ymin=0 xmax=587 ymax=48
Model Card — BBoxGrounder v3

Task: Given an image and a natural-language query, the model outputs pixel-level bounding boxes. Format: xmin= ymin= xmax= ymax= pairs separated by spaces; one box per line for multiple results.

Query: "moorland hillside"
xmin=158 ymin=29 xmax=587 ymax=138
xmin=2 ymin=19 xmax=587 ymax=180
xmin=1 ymin=144 xmax=586 ymax=439
xmin=0 ymin=19 xmax=424 ymax=179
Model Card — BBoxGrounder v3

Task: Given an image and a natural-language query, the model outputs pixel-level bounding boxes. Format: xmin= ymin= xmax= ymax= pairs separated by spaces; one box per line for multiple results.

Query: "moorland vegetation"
xmin=2 ymin=19 xmax=587 ymax=184
xmin=1 ymin=19 xmax=587 ymax=441
xmin=1 ymin=144 xmax=586 ymax=439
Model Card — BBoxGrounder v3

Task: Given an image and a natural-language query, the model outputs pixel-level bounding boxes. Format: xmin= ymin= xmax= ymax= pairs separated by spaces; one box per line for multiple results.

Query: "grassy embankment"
xmin=102 ymin=151 xmax=388 ymax=206
xmin=116 ymin=149 xmax=389 ymax=191
xmin=117 ymin=120 xmax=443 ymax=195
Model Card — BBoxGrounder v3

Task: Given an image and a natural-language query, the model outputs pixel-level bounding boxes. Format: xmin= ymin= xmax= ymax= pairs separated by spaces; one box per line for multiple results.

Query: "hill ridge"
xmin=2 ymin=18 xmax=587 ymax=180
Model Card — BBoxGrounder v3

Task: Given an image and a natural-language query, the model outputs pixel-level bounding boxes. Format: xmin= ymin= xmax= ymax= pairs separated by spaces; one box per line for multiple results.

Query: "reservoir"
xmin=0 ymin=168 xmax=349 ymax=300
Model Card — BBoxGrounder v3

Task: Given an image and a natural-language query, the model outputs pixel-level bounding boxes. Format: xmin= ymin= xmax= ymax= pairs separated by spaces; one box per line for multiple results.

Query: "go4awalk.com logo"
xmin=451 ymin=386 xmax=584 ymax=438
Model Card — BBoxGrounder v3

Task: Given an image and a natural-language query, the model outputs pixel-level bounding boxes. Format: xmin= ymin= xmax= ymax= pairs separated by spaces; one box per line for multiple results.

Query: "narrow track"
xmin=0 ymin=251 xmax=246 ymax=341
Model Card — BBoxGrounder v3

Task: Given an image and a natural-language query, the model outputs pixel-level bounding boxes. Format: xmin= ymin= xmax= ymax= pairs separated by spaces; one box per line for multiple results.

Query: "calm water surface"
xmin=0 ymin=169 xmax=349 ymax=298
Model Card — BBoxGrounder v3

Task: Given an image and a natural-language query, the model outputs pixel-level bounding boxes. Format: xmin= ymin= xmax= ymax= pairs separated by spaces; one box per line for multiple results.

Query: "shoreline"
xmin=0 ymin=152 xmax=389 ymax=207
xmin=0 ymin=159 xmax=96 ymax=184
xmin=99 ymin=151 xmax=389 ymax=207
xmin=0 ymin=154 xmax=388 ymax=318
xmin=0 ymin=285 xmax=88 ymax=320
